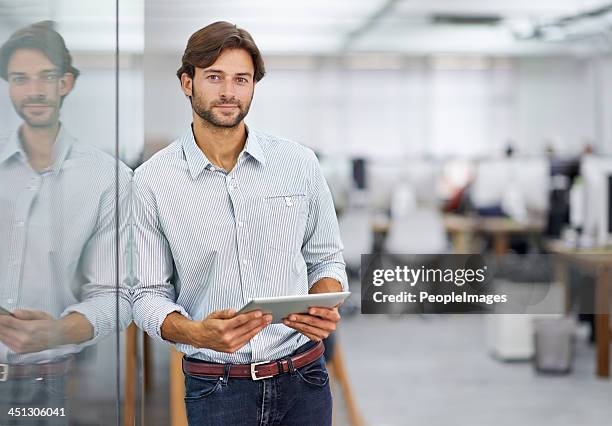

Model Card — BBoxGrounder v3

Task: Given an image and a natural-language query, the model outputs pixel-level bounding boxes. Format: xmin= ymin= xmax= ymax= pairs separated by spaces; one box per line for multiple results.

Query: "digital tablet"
xmin=237 ymin=292 xmax=350 ymax=324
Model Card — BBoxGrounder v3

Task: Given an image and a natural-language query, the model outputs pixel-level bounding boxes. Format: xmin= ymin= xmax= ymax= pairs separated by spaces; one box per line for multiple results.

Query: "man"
xmin=0 ymin=21 xmax=132 ymax=424
xmin=132 ymin=21 xmax=348 ymax=425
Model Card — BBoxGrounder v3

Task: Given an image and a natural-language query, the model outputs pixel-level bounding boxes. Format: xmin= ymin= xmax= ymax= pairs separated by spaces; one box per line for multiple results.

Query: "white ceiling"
xmin=2 ymin=0 xmax=612 ymax=55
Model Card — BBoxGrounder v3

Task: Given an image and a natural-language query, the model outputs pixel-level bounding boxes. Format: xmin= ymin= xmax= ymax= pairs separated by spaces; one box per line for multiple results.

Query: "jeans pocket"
xmin=184 ymin=374 xmax=222 ymax=401
xmin=41 ymin=376 xmax=67 ymax=401
xmin=295 ymin=358 xmax=329 ymax=388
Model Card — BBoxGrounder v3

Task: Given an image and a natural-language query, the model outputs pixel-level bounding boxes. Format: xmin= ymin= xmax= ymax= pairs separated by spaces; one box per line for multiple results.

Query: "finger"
xmin=232 ymin=315 xmax=272 ymax=339
xmin=226 ymin=310 xmax=265 ymax=328
xmin=207 ymin=309 xmax=237 ymax=320
xmin=227 ymin=323 xmax=269 ymax=352
xmin=282 ymin=320 xmax=328 ymax=340
xmin=223 ymin=326 xmax=265 ymax=353
xmin=0 ymin=315 xmax=24 ymax=331
xmin=286 ymin=314 xmax=336 ymax=333
xmin=0 ymin=336 xmax=19 ymax=353
xmin=301 ymin=333 xmax=322 ymax=342
xmin=0 ymin=328 xmax=24 ymax=351
xmin=11 ymin=310 xmax=50 ymax=320
xmin=279 ymin=323 xmax=321 ymax=342
xmin=307 ymin=307 xmax=340 ymax=322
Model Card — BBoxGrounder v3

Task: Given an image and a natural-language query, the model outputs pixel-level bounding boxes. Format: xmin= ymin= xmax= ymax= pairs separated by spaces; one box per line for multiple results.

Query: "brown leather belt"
xmin=0 ymin=357 xmax=72 ymax=382
xmin=183 ymin=341 xmax=324 ymax=381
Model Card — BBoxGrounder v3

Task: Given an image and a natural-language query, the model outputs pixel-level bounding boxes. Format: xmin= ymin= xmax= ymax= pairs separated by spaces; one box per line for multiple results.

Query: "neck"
xmin=192 ymin=114 xmax=247 ymax=172
xmin=20 ymin=122 xmax=60 ymax=172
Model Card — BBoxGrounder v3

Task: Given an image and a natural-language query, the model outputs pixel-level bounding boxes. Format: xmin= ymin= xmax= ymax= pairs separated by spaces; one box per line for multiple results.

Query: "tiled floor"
xmin=135 ymin=313 xmax=611 ymax=426
xmin=336 ymin=314 xmax=611 ymax=426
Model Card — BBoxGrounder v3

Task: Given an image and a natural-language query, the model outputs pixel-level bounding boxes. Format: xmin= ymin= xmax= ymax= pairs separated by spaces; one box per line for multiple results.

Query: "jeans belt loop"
xmin=0 ymin=364 xmax=8 ymax=382
xmin=222 ymin=364 xmax=231 ymax=384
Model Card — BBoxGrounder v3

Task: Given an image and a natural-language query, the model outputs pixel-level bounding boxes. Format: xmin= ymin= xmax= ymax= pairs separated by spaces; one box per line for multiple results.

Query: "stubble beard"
xmin=191 ymin=86 xmax=252 ymax=129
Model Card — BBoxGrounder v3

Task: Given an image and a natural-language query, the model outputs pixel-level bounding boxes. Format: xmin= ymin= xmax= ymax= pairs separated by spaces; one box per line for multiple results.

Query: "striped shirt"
xmin=131 ymin=125 xmax=348 ymax=363
xmin=0 ymin=125 xmax=133 ymax=364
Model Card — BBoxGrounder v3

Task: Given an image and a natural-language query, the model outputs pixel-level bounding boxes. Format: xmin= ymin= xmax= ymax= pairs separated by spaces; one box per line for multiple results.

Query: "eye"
xmin=207 ymin=74 xmax=221 ymax=81
xmin=10 ymin=76 xmax=27 ymax=85
xmin=236 ymin=77 xmax=249 ymax=84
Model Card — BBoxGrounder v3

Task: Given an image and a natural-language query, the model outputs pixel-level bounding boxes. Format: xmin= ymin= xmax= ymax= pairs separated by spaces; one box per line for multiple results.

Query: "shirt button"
xmin=210 ymin=166 xmax=216 ymax=172
xmin=237 ymin=221 xmax=244 ymax=227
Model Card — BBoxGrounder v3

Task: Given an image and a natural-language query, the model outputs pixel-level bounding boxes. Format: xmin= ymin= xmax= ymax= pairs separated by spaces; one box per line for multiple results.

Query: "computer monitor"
xmin=580 ymin=156 xmax=612 ymax=247
xmin=470 ymin=159 xmax=511 ymax=209
xmin=351 ymin=158 xmax=367 ymax=190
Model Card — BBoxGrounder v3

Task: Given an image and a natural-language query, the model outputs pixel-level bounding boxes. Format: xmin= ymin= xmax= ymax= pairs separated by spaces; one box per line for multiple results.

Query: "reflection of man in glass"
xmin=132 ymin=21 xmax=347 ymax=425
xmin=0 ymin=21 xmax=131 ymax=421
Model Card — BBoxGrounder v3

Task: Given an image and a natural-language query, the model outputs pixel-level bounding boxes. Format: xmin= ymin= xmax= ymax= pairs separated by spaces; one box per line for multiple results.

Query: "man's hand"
xmin=282 ymin=305 xmax=341 ymax=342
xmin=0 ymin=310 xmax=91 ymax=354
xmin=162 ymin=309 xmax=272 ymax=353
xmin=283 ymin=277 xmax=344 ymax=341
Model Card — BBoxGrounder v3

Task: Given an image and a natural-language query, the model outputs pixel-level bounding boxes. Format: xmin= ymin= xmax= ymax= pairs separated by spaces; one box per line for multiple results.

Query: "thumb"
xmin=207 ymin=309 xmax=236 ymax=320
xmin=11 ymin=309 xmax=53 ymax=320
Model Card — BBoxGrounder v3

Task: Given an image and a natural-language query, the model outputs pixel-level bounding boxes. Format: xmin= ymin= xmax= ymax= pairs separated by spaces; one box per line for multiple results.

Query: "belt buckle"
xmin=250 ymin=361 xmax=272 ymax=381
xmin=0 ymin=364 xmax=8 ymax=382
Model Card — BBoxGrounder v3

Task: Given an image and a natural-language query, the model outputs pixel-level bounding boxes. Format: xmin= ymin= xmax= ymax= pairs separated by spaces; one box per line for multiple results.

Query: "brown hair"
xmin=0 ymin=21 xmax=79 ymax=81
xmin=177 ymin=21 xmax=265 ymax=83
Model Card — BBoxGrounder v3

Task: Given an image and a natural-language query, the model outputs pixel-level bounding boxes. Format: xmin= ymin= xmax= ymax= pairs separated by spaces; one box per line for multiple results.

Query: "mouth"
xmin=23 ymin=104 xmax=50 ymax=110
xmin=213 ymin=104 xmax=239 ymax=109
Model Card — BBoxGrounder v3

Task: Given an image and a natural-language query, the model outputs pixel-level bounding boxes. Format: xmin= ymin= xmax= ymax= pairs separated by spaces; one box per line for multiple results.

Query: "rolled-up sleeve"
xmin=301 ymin=151 xmax=349 ymax=292
xmin=130 ymin=170 xmax=190 ymax=343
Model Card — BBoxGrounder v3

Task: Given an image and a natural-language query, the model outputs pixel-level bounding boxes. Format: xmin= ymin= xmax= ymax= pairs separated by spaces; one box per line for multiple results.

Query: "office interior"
xmin=1 ymin=0 xmax=611 ymax=425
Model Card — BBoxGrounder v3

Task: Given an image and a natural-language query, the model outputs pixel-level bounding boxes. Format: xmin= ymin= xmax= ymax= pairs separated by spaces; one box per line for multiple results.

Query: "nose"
xmin=219 ymin=78 xmax=237 ymax=100
xmin=25 ymin=77 xmax=45 ymax=97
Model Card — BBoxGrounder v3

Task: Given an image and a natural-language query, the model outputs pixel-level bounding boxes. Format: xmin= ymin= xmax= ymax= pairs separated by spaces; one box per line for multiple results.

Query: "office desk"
xmin=443 ymin=214 xmax=544 ymax=255
xmin=546 ymin=240 xmax=612 ymax=378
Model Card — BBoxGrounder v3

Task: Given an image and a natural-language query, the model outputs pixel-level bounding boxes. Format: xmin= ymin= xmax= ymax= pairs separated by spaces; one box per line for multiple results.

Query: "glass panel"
xmin=0 ymin=1 xmax=139 ymax=424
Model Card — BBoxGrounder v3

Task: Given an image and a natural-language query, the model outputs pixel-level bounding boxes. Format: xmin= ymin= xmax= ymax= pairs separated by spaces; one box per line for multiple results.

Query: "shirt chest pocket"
xmin=264 ymin=193 xmax=308 ymax=253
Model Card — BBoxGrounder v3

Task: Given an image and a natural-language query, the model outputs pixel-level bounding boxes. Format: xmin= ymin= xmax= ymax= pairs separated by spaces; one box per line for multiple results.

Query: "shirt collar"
xmin=49 ymin=125 xmax=73 ymax=173
xmin=0 ymin=131 xmax=22 ymax=165
xmin=182 ymin=124 xmax=266 ymax=180
xmin=0 ymin=124 xmax=73 ymax=172
xmin=243 ymin=128 xmax=266 ymax=166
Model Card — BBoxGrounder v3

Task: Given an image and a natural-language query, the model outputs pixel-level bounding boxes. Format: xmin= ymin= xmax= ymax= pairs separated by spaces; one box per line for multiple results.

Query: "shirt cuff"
xmin=60 ymin=301 xmax=115 ymax=346
xmin=308 ymin=267 xmax=349 ymax=292
xmin=141 ymin=301 xmax=191 ymax=344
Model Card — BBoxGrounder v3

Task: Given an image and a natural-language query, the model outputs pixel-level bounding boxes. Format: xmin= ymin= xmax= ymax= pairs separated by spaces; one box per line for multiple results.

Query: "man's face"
xmin=183 ymin=48 xmax=255 ymax=128
xmin=7 ymin=48 xmax=73 ymax=129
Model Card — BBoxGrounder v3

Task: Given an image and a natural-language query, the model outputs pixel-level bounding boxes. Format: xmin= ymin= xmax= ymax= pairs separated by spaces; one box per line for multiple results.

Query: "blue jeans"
xmin=0 ymin=375 xmax=68 ymax=426
xmin=184 ymin=342 xmax=332 ymax=426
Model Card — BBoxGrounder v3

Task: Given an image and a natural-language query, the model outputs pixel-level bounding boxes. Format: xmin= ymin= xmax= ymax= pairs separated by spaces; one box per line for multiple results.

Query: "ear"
xmin=180 ymin=72 xmax=193 ymax=98
xmin=59 ymin=73 xmax=75 ymax=97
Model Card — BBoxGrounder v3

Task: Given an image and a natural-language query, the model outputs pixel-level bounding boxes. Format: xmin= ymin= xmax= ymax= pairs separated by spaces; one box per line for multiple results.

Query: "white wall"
xmin=594 ymin=56 xmax=612 ymax=155
xmin=514 ymin=57 xmax=597 ymax=156
xmin=142 ymin=53 xmax=612 ymax=159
